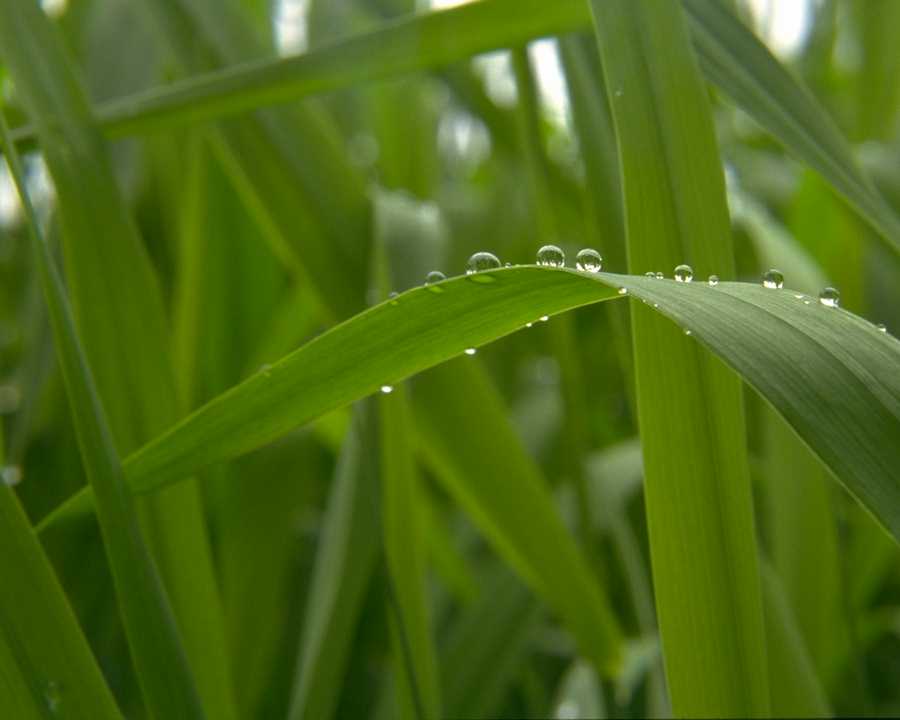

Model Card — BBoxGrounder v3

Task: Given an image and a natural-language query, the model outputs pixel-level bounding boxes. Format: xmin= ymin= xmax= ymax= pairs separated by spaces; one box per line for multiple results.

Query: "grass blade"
xmin=0 ymin=3 xmax=237 ymax=717
xmin=37 ymin=267 xmax=900 ymax=543
xmin=588 ymin=0 xmax=770 ymax=714
xmin=0 ymin=103 xmax=203 ymax=720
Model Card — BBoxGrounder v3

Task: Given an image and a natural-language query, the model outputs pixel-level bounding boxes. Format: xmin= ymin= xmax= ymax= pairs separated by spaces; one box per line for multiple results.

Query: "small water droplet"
xmin=645 ymin=271 xmax=656 ymax=278
xmin=818 ymin=286 xmax=840 ymax=307
xmin=466 ymin=251 xmax=501 ymax=275
xmin=684 ymin=329 xmax=692 ymax=336
xmin=708 ymin=275 xmax=719 ymax=287
xmin=876 ymin=323 xmax=887 ymax=333
xmin=762 ymin=269 xmax=784 ymax=289
xmin=425 ymin=270 xmax=446 ymax=285
xmin=525 ymin=322 xmax=533 ymax=328
xmin=536 ymin=244 xmax=565 ymax=268
xmin=575 ymin=248 xmax=602 ymax=272
xmin=388 ymin=291 xmax=399 ymax=299
xmin=2 ymin=465 xmax=22 ymax=487
xmin=540 ymin=315 xmax=549 ymax=322
xmin=618 ymin=287 xmax=628 ymax=295
xmin=653 ymin=302 xmax=659 ymax=308
xmin=655 ymin=272 xmax=664 ymax=280
xmin=464 ymin=347 xmax=477 ymax=356
xmin=674 ymin=264 xmax=693 ymax=283
xmin=380 ymin=385 xmax=393 ymax=394
xmin=44 ymin=681 xmax=60 ymax=714
xmin=615 ymin=88 xmax=623 ymax=97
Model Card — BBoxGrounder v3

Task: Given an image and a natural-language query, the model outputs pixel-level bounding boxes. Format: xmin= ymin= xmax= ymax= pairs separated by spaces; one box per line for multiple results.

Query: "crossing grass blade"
xmin=0 ymin=2 xmax=236 ymax=716
xmin=0 ymin=102 xmax=204 ymax=720
xmin=589 ymin=0 xmax=770 ymax=715
xmin=9 ymin=0 xmax=897 ymax=256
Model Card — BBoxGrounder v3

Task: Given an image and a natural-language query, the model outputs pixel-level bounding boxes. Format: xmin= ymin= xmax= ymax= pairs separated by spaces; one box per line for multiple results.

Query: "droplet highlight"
xmin=466 ymin=251 xmax=501 ymax=275
xmin=818 ymin=287 xmax=840 ymax=307
xmin=575 ymin=248 xmax=602 ymax=273
xmin=674 ymin=264 xmax=693 ymax=283
xmin=536 ymin=244 xmax=565 ymax=268
xmin=762 ymin=269 xmax=784 ymax=289
xmin=464 ymin=347 xmax=477 ymax=356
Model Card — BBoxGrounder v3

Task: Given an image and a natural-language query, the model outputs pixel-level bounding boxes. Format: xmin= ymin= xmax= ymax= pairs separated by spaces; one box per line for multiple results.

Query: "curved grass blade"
xmin=38 ymin=268 xmax=900 ymax=541
xmin=0 ymin=108 xmax=204 ymax=720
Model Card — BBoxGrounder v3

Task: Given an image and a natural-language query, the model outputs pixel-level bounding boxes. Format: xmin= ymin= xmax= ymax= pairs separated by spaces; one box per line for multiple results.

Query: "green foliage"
xmin=1 ymin=0 xmax=899 ymax=718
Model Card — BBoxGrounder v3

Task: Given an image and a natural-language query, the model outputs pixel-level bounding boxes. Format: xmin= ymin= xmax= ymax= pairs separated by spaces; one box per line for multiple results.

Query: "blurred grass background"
xmin=1 ymin=0 xmax=900 ymax=717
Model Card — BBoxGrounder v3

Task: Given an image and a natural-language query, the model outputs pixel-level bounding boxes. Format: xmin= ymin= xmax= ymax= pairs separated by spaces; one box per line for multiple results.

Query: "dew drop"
xmin=425 ymin=270 xmax=446 ymax=285
xmin=655 ymin=272 xmax=664 ymax=280
xmin=762 ymin=269 xmax=784 ymax=289
xmin=466 ymin=251 xmax=501 ymax=275
xmin=536 ymin=244 xmax=566 ymax=268
xmin=464 ymin=347 xmax=477 ymax=356
xmin=618 ymin=287 xmax=628 ymax=295
xmin=645 ymin=271 xmax=656 ymax=278
xmin=525 ymin=322 xmax=533 ymax=328
xmin=388 ymin=291 xmax=398 ymax=298
xmin=575 ymin=248 xmax=602 ymax=273
xmin=380 ymin=385 xmax=394 ymax=394
xmin=818 ymin=287 xmax=840 ymax=307
xmin=2 ymin=465 xmax=22 ymax=487
xmin=674 ymin=264 xmax=693 ymax=283
xmin=708 ymin=275 xmax=719 ymax=287
xmin=684 ymin=329 xmax=692 ymax=336
xmin=876 ymin=323 xmax=887 ymax=333
xmin=540 ymin=315 xmax=549 ymax=322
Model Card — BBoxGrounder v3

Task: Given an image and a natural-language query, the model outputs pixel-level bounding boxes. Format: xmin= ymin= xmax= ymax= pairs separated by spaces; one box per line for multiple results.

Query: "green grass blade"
xmin=38 ymin=267 xmax=900 ymax=543
xmin=412 ymin=359 xmax=622 ymax=674
xmin=0 ymin=106 xmax=204 ymax=720
xmin=379 ymin=385 xmax=441 ymax=719
xmin=0 ymin=3 xmax=236 ymax=716
xmin=288 ymin=403 xmax=380 ymax=720
xmin=9 ymin=0 xmax=897 ymax=256
xmin=0 ymin=484 xmax=121 ymax=719
xmin=683 ymin=0 xmax=900 ymax=251
xmin=589 ymin=0 xmax=770 ymax=715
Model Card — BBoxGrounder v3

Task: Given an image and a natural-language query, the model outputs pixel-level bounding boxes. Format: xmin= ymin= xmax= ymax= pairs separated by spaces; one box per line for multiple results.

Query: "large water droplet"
xmin=674 ymin=264 xmax=693 ymax=283
xmin=2 ymin=465 xmax=22 ymax=487
xmin=425 ymin=270 xmax=446 ymax=285
xmin=762 ymin=269 xmax=784 ymax=289
xmin=708 ymin=275 xmax=719 ymax=287
xmin=380 ymin=385 xmax=393 ymax=394
xmin=575 ymin=248 xmax=602 ymax=272
xmin=464 ymin=347 xmax=477 ymax=356
xmin=466 ymin=251 xmax=501 ymax=275
xmin=818 ymin=287 xmax=840 ymax=307
xmin=536 ymin=244 xmax=565 ymax=268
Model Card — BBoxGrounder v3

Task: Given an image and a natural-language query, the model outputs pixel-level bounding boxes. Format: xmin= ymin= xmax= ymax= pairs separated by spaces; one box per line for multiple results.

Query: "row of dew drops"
xmin=378 ymin=246 xmax=889 ymax=394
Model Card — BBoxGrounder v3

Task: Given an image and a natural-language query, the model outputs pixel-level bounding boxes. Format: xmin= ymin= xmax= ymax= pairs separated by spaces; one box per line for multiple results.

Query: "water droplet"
xmin=655 ymin=272 xmax=664 ymax=280
xmin=536 ymin=244 xmax=565 ymax=268
xmin=380 ymin=385 xmax=393 ymax=394
xmin=258 ymin=363 xmax=272 ymax=377
xmin=44 ymin=681 xmax=61 ymax=714
xmin=464 ymin=347 xmax=477 ymax=356
xmin=466 ymin=251 xmax=501 ymax=275
xmin=803 ymin=300 xmax=811 ymax=305
xmin=2 ymin=465 xmax=22 ymax=487
xmin=388 ymin=291 xmax=399 ymax=298
xmin=425 ymin=270 xmax=446 ymax=285
xmin=684 ymin=329 xmax=692 ymax=336
xmin=525 ymin=322 xmax=533 ymax=328
xmin=876 ymin=323 xmax=887 ymax=333
xmin=504 ymin=262 xmax=512 ymax=267
xmin=540 ymin=315 xmax=549 ymax=322
xmin=618 ymin=287 xmax=628 ymax=295
xmin=615 ymin=88 xmax=623 ymax=97
xmin=762 ymin=269 xmax=784 ymax=289
xmin=653 ymin=302 xmax=659 ymax=308
xmin=645 ymin=271 xmax=656 ymax=278
xmin=708 ymin=275 xmax=719 ymax=287
xmin=818 ymin=287 xmax=840 ymax=307
xmin=575 ymin=248 xmax=602 ymax=272
xmin=674 ymin=264 xmax=693 ymax=283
